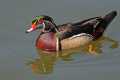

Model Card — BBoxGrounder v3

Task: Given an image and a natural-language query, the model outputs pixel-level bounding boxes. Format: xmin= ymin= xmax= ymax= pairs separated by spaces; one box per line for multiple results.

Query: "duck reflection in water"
xmin=27 ymin=36 xmax=118 ymax=74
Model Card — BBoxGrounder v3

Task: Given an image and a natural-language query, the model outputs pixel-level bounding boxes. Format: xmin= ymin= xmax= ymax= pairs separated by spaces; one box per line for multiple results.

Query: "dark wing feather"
xmin=58 ymin=17 xmax=98 ymax=40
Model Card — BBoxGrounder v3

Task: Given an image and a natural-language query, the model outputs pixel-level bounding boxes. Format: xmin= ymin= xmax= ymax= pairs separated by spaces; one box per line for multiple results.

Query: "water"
xmin=0 ymin=0 xmax=120 ymax=80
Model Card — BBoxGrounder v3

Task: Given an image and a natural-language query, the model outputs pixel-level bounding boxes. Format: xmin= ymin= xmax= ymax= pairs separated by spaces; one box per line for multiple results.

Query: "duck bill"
xmin=26 ymin=27 xmax=34 ymax=33
xmin=25 ymin=24 xmax=37 ymax=33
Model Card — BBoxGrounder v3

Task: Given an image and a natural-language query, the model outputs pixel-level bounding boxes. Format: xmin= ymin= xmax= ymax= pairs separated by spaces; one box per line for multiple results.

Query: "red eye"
xmin=38 ymin=19 xmax=44 ymax=24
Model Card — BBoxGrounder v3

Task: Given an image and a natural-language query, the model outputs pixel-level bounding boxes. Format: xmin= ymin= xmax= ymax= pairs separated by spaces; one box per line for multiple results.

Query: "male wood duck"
xmin=26 ymin=11 xmax=117 ymax=52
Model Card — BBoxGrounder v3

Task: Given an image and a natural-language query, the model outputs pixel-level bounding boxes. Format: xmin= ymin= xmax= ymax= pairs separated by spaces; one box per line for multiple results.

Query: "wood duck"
xmin=26 ymin=11 xmax=117 ymax=52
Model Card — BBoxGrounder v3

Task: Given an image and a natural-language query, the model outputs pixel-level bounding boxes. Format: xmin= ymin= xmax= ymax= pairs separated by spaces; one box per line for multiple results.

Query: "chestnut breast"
xmin=36 ymin=32 xmax=56 ymax=52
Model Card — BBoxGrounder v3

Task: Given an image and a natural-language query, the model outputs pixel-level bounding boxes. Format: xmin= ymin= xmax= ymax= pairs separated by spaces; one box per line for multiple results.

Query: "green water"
xmin=0 ymin=0 xmax=120 ymax=80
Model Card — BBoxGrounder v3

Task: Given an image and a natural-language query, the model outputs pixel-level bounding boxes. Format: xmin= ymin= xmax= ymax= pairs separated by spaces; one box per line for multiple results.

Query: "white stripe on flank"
xmin=69 ymin=33 xmax=93 ymax=40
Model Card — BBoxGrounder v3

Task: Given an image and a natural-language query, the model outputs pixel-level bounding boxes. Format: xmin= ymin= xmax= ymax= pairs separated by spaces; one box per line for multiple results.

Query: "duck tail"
xmin=102 ymin=10 xmax=117 ymax=28
xmin=93 ymin=10 xmax=117 ymax=39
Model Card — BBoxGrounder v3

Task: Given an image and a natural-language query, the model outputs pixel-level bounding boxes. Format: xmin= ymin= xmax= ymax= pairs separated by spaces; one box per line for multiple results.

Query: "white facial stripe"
xmin=42 ymin=22 xmax=45 ymax=29
xmin=42 ymin=22 xmax=45 ymax=32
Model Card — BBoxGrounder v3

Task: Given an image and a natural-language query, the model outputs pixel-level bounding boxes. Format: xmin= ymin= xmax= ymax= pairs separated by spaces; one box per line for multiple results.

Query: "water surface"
xmin=0 ymin=0 xmax=120 ymax=80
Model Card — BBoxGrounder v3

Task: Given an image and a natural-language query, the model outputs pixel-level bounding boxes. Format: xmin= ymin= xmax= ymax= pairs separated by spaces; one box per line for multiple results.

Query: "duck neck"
xmin=43 ymin=20 xmax=59 ymax=33
xmin=52 ymin=22 xmax=59 ymax=33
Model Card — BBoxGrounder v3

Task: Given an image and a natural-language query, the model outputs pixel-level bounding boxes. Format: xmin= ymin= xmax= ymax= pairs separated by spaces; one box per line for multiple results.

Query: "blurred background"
xmin=0 ymin=0 xmax=120 ymax=80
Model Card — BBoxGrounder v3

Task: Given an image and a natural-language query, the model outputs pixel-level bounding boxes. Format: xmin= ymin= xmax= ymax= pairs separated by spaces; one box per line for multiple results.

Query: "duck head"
xmin=26 ymin=15 xmax=56 ymax=33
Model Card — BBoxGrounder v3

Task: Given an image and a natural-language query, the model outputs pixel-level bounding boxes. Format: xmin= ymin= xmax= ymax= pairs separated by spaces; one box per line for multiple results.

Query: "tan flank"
xmin=61 ymin=35 xmax=93 ymax=50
